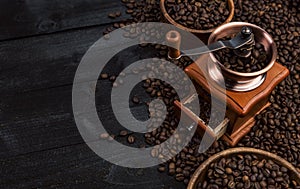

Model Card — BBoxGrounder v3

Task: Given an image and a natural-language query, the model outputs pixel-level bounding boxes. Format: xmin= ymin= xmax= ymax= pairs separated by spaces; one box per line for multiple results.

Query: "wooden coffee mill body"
xmin=166 ymin=29 xmax=289 ymax=146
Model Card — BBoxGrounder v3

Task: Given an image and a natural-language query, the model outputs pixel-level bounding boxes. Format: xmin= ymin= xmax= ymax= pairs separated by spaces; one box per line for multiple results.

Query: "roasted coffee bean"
xmin=169 ymin=162 xmax=175 ymax=170
xmin=227 ymin=180 xmax=235 ymax=189
xmin=115 ymin=11 xmax=122 ymax=17
xmin=225 ymin=167 xmax=233 ymax=174
xmin=127 ymin=135 xmax=135 ymax=144
xmin=119 ymin=130 xmax=128 ymax=136
xmin=112 ymin=82 xmax=118 ymax=88
xmin=132 ymin=96 xmax=140 ymax=104
xmin=175 ymin=173 xmax=185 ymax=181
xmin=151 ymin=148 xmax=158 ymax=157
xmin=242 ymin=175 xmax=249 ymax=182
xmin=108 ymin=12 xmax=117 ymax=19
xmin=103 ymin=34 xmax=110 ymax=40
xmin=158 ymin=166 xmax=166 ymax=172
xmin=109 ymin=75 xmax=116 ymax=82
xmin=100 ymin=73 xmax=109 ymax=79
xmin=100 ymin=133 xmax=109 ymax=139
xmin=106 ymin=134 xmax=115 ymax=141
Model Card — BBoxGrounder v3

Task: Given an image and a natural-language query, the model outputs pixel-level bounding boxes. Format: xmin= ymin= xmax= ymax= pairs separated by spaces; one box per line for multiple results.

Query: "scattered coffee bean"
xmin=108 ymin=11 xmax=122 ymax=19
xmin=100 ymin=73 xmax=109 ymax=79
xmin=112 ymin=82 xmax=118 ymax=88
xmin=103 ymin=34 xmax=110 ymax=40
xmin=119 ymin=130 xmax=128 ymax=136
xmin=225 ymin=167 xmax=233 ymax=174
xmin=132 ymin=96 xmax=140 ymax=104
xmin=108 ymin=12 xmax=117 ymax=18
xmin=158 ymin=166 xmax=166 ymax=172
xmin=115 ymin=11 xmax=122 ymax=17
xmin=151 ymin=148 xmax=159 ymax=157
xmin=107 ymin=134 xmax=115 ymax=141
xmin=100 ymin=133 xmax=109 ymax=139
xmin=175 ymin=173 xmax=185 ymax=181
xmin=127 ymin=135 xmax=135 ymax=144
xmin=109 ymin=75 xmax=116 ymax=82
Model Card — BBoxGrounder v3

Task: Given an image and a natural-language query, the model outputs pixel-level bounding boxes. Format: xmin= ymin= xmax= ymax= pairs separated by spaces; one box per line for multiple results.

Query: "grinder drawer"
xmin=174 ymin=93 xmax=229 ymax=141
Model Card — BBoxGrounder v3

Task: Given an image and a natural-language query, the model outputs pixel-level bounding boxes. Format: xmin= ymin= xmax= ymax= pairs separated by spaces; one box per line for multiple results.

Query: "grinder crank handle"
xmin=166 ymin=27 xmax=254 ymax=60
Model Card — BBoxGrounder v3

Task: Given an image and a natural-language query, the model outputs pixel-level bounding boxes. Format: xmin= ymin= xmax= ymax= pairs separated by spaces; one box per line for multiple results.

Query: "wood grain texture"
xmin=0 ymin=0 xmax=130 ymax=41
xmin=0 ymin=25 xmax=156 ymax=97
xmin=0 ymin=143 xmax=184 ymax=189
xmin=0 ymin=80 xmax=153 ymax=158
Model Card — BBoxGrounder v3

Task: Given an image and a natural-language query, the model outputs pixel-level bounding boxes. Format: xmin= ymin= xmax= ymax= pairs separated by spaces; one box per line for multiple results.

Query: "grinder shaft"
xmin=166 ymin=26 xmax=255 ymax=60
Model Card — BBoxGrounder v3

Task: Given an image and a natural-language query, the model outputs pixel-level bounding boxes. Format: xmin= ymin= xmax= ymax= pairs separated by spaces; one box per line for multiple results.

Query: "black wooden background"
xmin=0 ymin=0 xmax=185 ymax=188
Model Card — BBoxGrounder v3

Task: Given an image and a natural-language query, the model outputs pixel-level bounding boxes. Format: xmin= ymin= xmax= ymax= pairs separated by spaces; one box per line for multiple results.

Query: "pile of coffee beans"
xmin=123 ymin=0 xmax=161 ymax=22
xmin=214 ymin=41 xmax=269 ymax=73
xmin=233 ymin=0 xmax=300 ymax=172
xmin=197 ymin=154 xmax=299 ymax=189
xmin=164 ymin=0 xmax=230 ymax=30
xmin=141 ymin=58 xmax=193 ymax=146
xmin=101 ymin=0 xmax=300 ymax=186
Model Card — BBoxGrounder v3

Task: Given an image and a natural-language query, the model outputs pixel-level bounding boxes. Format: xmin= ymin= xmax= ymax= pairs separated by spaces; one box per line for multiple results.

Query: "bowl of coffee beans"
xmin=188 ymin=147 xmax=300 ymax=189
xmin=207 ymin=22 xmax=278 ymax=91
xmin=160 ymin=0 xmax=234 ymax=39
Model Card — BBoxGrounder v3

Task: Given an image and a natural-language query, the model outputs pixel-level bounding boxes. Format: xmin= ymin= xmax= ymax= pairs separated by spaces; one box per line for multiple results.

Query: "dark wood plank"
xmin=0 ymin=80 xmax=152 ymax=158
xmin=0 ymin=25 xmax=156 ymax=97
xmin=0 ymin=25 xmax=101 ymax=96
xmin=0 ymin=143 xmax=185 ymax=189
xmin=0 ymin=0 xmax=130 ymax=41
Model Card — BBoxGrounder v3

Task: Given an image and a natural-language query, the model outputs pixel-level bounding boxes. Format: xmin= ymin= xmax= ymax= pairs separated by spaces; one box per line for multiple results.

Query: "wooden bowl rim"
xmin=187 ymin=147 xmax=300 ymax=189
xmin=160 ymin=0 xmax=235 ymax=34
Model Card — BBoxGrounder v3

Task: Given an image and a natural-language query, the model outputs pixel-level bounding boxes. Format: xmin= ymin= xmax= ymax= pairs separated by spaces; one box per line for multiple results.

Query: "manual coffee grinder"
xmin=166 ymin=22 xmax=289 ymax=146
